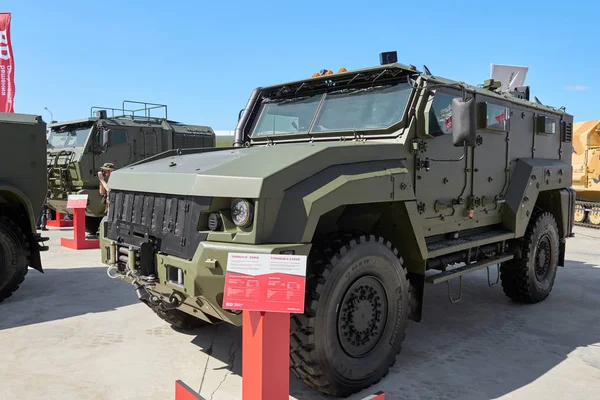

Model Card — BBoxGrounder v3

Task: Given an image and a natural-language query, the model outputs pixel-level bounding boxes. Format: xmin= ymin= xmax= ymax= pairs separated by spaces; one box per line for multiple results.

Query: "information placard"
xmin=66 ymin=194 xmax=88 ymax=209
xmin=222 ymin=253 xmax=307 ymax=313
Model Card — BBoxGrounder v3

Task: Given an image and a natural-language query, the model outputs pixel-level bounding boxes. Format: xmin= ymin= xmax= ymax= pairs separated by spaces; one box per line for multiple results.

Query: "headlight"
xmin=231 ymin=199 xmax=253 ymax=227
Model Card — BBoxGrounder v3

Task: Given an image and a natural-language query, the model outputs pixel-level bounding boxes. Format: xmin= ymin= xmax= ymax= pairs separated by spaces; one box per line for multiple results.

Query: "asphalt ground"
xmin=1 ymin=226 xmax=599 ymax=400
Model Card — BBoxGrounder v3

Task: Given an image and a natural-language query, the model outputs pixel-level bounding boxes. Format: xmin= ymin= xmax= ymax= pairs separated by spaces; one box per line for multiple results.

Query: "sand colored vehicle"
xmin=571 ymin=120 xmax=600 ymax=226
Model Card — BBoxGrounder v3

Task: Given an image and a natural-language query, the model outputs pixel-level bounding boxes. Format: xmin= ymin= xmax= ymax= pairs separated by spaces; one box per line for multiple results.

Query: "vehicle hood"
xmin=108 ymin=141 xmax=404 ymax=198
xmin=46 ymin=146 xmax=84 ymax=165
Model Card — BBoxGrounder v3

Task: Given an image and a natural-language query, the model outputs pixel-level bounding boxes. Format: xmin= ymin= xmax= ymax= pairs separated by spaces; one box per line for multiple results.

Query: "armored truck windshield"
xmin=47 ymin=124 xmax=93 ymax=149
xmin=250 ymin=82 xmax=412 ymax=137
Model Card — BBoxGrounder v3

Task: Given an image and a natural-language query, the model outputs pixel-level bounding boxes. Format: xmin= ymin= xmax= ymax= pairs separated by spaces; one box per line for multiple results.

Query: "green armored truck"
xmin=99 ymin=53 xmax=575 ymax=397
xmin=0 ymin=112 xmax=49 ymax=303
xmin=46 ymin=101 xmax=216 ymax=234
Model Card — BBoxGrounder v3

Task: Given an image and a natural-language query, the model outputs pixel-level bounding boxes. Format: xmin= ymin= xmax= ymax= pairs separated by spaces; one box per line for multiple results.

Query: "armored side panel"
xmin=0 ymin=112 xmax=48 ymax=275
xmin=0 ymin=112 xmax=47 ymax=231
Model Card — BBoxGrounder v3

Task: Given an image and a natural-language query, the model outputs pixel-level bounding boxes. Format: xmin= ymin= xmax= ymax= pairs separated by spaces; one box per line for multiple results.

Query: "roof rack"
xmin=90 ymin=100 xmax=168 ymax=121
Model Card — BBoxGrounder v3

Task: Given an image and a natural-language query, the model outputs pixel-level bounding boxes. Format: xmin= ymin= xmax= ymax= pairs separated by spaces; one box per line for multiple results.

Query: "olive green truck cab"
xmin=0 ymin=112 xmax=49 ymax=303
xmin=46 ymin=101 xmax=216 ymax=234
xmin=99 ymin=53 xmax=575 ymax=397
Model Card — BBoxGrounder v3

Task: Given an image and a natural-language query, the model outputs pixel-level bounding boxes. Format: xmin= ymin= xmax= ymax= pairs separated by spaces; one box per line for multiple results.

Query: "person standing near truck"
xmin=97 ymin=163 xmax=115 ymax=213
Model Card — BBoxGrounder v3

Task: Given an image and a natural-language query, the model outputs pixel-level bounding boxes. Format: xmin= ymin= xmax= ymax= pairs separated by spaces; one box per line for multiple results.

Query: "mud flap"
xmin=28 ymin=233 xmax=49 ymax=273
xmin=407 ymin=272 xmax=424 ymax=322
xmin=558 ymin=239 xmax=566 ymax=267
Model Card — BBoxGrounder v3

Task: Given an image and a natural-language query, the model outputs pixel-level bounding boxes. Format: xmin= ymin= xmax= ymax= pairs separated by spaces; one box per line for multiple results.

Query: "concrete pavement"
xmin=1 ymin=226 xmax=599 ymax=399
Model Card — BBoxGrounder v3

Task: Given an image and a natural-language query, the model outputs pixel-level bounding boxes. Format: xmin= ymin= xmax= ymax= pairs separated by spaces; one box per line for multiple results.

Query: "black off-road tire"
xmin=151 ymin=306 xmax=211 ymax=330
xmin=85 ymin=216 xmax=102 ymax=236
xmin=0 ymin=217 xmax=30 ymax=303
xmin=290 ymin=233 xmax=411 ymax=397
xmin=500 ymin=211 xmax=560 ymax=303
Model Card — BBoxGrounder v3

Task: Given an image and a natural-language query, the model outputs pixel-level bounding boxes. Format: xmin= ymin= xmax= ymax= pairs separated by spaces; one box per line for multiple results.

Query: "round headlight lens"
xmin=231 ymin=199 xmax=253 ymax=227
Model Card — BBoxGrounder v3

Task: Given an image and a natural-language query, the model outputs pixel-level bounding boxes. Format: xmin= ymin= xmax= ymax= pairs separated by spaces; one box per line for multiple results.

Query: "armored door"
xmin=471 ymin=100 xmax=510 ymax=224
xmin=94 ymin=127 xmax=133 ymax=170
xmin=133 ymin=127 xmax=162 ymax=161
xmin=414 ymin=90 xmax=472 ymax=236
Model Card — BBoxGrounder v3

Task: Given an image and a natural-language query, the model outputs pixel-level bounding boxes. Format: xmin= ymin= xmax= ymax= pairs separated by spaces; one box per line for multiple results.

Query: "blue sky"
xmin=4 ymin=0 xmax=599 ymax=130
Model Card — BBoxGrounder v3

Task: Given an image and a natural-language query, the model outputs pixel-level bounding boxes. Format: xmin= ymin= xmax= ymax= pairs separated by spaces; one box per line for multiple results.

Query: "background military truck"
xmin=571 ymin=119 xmax=600 ymax=227
xmin=46 ymin=100 xmax=216 ymax=234
xmin=0 ymin=112 xmax=49 ymax=303
xmin=99 ymin=53 xmax=575 ymax=397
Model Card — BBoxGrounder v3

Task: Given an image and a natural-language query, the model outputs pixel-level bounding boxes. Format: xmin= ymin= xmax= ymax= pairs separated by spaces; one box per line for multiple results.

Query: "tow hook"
xmin=160 ymin=292 xmax=183 ymax=310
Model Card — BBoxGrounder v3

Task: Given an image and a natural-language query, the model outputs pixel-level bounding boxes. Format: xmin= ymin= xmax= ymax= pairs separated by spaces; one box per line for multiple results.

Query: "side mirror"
xmin=102 ymin=129 xmax=110 ymax=147
xmin=451 ymin=96 xmax=477 ymax=147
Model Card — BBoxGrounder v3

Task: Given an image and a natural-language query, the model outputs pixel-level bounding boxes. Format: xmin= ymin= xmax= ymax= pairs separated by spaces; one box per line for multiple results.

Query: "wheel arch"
xmin=0 ymin=186 xmax=44 ymax=272
xmin=0 ymin=186 xmax=38 ymax=234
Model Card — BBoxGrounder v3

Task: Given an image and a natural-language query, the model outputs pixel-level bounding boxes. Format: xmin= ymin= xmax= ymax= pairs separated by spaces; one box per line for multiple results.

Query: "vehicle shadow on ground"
xmin=0 ymin=266 xmax=138 ymax=331
xmin=183 ymin=258 xmax=600 ymax=400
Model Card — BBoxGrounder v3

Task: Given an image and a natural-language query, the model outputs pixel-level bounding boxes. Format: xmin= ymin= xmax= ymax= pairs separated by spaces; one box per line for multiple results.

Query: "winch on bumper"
xmin=100 ymin=218 xmax=310 ymax=326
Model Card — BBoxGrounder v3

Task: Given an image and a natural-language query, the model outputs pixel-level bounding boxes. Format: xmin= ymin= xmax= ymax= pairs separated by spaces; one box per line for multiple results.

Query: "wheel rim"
xmin=589 ymin=207 xmax=600 ymax=225
xmin=535 ymin=234 xmax=552 ymax=282
xmin=573 ymin=209 xmax=586 ymax=223
xmin=337 ymin=275 xmax=388 ymax=358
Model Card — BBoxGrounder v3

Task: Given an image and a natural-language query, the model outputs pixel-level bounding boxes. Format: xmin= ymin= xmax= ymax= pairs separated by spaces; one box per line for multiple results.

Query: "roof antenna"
xmin=422 ymin=65 xmax=433 ymax=76
xmin=534 ymin=96 xmax=543 ymax=105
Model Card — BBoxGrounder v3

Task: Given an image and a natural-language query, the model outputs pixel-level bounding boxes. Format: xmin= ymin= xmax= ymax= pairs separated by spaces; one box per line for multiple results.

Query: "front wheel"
xmin=149 ymin=304 xmax=212 ymax=330
xmin=500 ymin=211 xmax=560 ymax=303
xmin=290 ymin=234 xmax=410 ymax=397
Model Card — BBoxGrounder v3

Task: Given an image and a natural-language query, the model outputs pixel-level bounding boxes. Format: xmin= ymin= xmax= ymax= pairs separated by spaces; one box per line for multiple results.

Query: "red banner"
xmin=0 ymin=13 xmax=15 ymax=113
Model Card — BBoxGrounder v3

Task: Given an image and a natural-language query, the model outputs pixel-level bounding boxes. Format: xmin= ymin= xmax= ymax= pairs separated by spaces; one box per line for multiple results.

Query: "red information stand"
xmin=175 ymin=380 xmax=205 ymax=400
xmin=174 ymin=252 xmax=388 ymax=399
xmin=46 ymin=211 xmax=73 ymax=228
xmin=60 ymin=195 xmax=99 ymax=250
xmin=223 ymin=253 xmax=307 ymax=400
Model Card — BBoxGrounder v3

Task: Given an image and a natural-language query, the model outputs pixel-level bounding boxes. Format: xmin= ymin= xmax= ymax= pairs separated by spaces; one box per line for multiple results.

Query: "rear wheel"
xmin=588 ymin=206 xmax=600 ymax=225
xmin=573 ymin=207 xmax=586 ymax=224
xmin=85 ymin=216 xmax=102 ymax=236
xmin=290 ymin=234 xmax=410 ymax=397
xmin=500 ymin=212 xmax=560 ymax=303
xmin=0 ymin=217 xmax=30 ymax=303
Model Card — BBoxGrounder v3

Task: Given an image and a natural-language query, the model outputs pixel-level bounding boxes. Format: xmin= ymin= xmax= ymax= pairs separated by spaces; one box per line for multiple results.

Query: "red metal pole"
xmin=242 ymin=311 xmax=290 ymax=400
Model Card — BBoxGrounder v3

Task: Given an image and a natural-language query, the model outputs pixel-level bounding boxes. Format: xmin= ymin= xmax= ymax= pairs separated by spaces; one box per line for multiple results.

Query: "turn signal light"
xmin=311 ymin=68 xmax=348 ymax=78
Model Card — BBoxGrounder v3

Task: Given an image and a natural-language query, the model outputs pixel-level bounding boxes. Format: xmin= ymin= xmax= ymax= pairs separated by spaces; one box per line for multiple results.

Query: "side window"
xmin=484 ymin=103 xmax=510 ymax=131
xmin=428 ymin=93 xmax=454 ymax=137
xmin=537 ymin=115 xmax=557 ymax=134
xmin=110 ymin=129 xmax=128 ymax=145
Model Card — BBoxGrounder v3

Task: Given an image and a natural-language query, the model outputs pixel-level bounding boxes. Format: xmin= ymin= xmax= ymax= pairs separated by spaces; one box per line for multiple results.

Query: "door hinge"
xmin=180 ymin=237 xmax=186 ymax=247
xmin=417 ymin=202 xmax=426 ymax=214
xmin=476 ymin=135 xmax=483 ymax=146
xmin=416 ymin=157 xmax=430 ymax=171
xmin=411 ymin=138 xmax=428 ymax=153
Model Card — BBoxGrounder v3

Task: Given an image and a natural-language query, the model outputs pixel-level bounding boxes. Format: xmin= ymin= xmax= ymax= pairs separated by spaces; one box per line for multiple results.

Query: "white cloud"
xmin=564 ymin=85 xmax=589 ymax=91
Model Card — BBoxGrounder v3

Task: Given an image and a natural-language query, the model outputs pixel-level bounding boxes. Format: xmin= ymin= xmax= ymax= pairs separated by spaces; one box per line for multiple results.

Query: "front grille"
xmin=106 ymin=190 xmax=212 ymax=260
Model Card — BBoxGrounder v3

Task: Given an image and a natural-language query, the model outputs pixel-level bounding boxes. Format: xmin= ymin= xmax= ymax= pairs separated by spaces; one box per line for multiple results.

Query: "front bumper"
xmin=99 ymin=221 xmax=311 ymax=326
